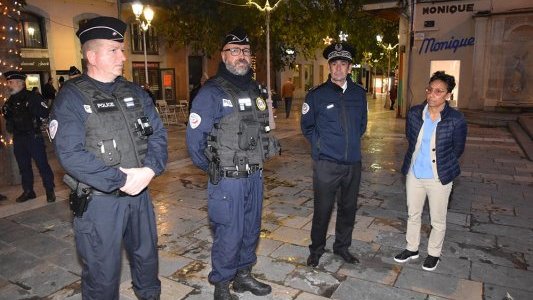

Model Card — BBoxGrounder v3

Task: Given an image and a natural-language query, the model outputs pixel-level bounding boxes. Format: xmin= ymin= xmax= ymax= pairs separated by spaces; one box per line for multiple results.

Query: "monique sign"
xmin=422 ymin=3 xmax=474 ymax=15
xmin=419 ymin=36 xmax=475 ymax=55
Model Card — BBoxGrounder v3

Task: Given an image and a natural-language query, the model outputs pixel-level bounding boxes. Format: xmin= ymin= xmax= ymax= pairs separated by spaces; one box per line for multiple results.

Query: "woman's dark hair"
xmin=429 ymin=71 xmax=456 ymax=92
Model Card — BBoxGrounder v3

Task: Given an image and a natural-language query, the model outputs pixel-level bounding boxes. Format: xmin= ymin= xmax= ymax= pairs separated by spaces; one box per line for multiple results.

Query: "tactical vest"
xmin=206 ymin=76 xmax=280 ymax=170
xmin=6 ymin=90 xmax=40 ymax=134
xmin=69 ymin=76 xmax=149 ymax=168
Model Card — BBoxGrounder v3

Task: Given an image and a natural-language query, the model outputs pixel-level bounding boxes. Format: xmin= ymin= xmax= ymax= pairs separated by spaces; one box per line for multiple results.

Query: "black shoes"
xmin=214 ymin=281 xmax=238 ymax=300
xmin=232 ymin=267 xmax=272 ymax=296
xmin=394 ymin=249 xmax=419 ymax=263
xmin=46 ymin=189 xmax=56 ymax=203
xmin=422 ymin=255 xmax=440 ymax=271
xmin=307 ymin=253 xmax=321 ymax=267
xmin=333 ymin=250 xmax=359 ymax=264
xmin=16 ymin=191 xmax=36 ymax=203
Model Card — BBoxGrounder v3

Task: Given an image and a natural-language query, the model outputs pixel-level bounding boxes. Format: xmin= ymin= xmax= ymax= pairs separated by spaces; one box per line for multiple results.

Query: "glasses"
xmin=222 ymin=48 xmax=252 ymax=56
xmin=425 ymin=87 xmax=447 ymax=95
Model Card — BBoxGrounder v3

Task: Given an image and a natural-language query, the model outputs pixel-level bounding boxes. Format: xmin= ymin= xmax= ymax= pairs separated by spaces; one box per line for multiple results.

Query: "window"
xmin=20 ymin=12 xmax=46 ymax=48
xmin=130 ymin=23 xmax=158 ymax=55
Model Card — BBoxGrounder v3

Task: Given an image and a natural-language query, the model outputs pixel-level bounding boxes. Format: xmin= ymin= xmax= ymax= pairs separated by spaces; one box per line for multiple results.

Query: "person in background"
xmin=58 ymin=76 xmax=65 ymax=90
xmin=301 ymin=42 xmax=367 ymax=268
xmin=1 ymin=70 xmax=55 ymax=203
xmin=50 ymin=16 xmax=167 ymax=299
xmin=281 ymin=77 xmax=295 ymax=118
xmin=42 ymin=77 xmax=57 ymax=107
xmin=393 ymin=71 xmax=467 ymax=271
xmin=187 ymin=27 xmax=280 ymax=300
xmin=68 ymin=66 xmax=81 ymax=78
xmin=189 ymin=72 xmax=209 ymax=116
xmin=143 ymin=83 xmax=156 ymax=106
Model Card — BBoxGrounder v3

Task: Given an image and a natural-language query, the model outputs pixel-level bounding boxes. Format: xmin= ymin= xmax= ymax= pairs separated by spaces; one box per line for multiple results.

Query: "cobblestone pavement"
xmin=1 ymin=95 xmax=532 ymax=300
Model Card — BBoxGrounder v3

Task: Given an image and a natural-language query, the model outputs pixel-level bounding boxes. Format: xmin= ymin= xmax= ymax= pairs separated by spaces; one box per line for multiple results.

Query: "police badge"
xmin=256 ymin=97 xmax=267 ymax=111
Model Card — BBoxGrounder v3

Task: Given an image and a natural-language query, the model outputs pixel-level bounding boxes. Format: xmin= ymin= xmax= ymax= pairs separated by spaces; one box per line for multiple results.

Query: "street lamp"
xmin=247 ymin=0 xmax=285 ymax=130
xmin=376 ymin=34 xmax=398 ymax=109
xmin=131 ymin=2 xmax=154 ymax=85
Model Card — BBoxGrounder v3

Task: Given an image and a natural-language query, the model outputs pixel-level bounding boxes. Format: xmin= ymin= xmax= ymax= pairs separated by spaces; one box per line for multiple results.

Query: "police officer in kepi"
xmin=301 ymin=42 xmax=368 ymax=268
xmin=50 ymin=16 xmax=167 ymax=300
xmin=186 ymin=27 xmax=280 ymax=300
xmin=1 ymin=70 xmax=55 ymax=203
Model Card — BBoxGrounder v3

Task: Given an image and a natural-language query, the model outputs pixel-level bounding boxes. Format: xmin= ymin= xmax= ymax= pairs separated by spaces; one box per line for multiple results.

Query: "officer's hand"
xmin=119 ymin=167 xmax=155 ymax=196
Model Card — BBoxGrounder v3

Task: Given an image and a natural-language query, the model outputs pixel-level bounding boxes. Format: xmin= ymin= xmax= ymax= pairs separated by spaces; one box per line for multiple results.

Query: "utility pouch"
xmin=69 ymin=192 xmax=91 ymax=217
xmin=238 ymin=120 xmax=260 ymax=150
xmin=233 ymin=153 xmax=249 ymax=171
xmin=208 ymin=159 xmax=221 ymax=185
xmin=98 ymin=139 xmax=121 ymax=166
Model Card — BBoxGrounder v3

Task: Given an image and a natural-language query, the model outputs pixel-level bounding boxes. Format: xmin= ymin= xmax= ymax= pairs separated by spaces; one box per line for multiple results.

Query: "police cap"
xmin=69 ymin=66 xmax=81 ymax=76
xmin=323 ymin=42 xmax=355 ymax=63
xmin=222 ymin=27 xmax=250 ymax=49
xmin=76 ymin=16 xmax=127 ymax=45
xmin=3 ymin=70 xmax=26 ymax=81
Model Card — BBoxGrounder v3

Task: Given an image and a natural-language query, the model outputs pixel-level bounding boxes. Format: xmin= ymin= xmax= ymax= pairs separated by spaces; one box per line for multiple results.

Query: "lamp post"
xmin=247 ymin=0 xmax=285 ymax=130
xmin=131 ymin=2 xmax=154 ymax=85
xmin=376 ymin=34 xmax=398 ymax=109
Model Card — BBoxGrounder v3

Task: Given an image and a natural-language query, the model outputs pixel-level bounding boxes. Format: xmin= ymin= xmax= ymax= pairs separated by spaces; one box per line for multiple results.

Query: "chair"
xmin=176 ymin=99 xmax=189 ymax=120
xmin=156 ymin=100 xmax=178 ymax=125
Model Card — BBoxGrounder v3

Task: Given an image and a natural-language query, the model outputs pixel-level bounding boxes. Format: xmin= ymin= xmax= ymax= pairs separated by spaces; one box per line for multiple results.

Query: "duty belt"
xmin=221 ymin=164 xmax=262 ymax=178
xmin=92 ymin=189 xmax=129 ymax=197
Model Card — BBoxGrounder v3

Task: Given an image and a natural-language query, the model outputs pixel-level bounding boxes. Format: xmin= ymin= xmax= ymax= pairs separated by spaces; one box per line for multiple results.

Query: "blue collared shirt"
xmin=413 ymin=109 xmax=439 ymax=179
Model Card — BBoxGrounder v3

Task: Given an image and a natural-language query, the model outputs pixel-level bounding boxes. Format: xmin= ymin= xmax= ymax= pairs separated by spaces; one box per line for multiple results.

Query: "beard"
xmin=225 ymin=59 xmax=250 ymax=76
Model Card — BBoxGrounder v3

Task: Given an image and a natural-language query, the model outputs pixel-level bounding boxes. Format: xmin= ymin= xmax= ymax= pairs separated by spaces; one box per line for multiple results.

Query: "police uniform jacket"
xmin=301 ymin=76 xmax=367 ymax=164
xmin=3 ymin=88 xmax=49 ymax=135
xmin=51 ymin=75 xmax=167 ymax=193
xmin=401 ymin=101 xmax=467 ymax=185
xmin=187 ymin=64 xmax=261 ymax=172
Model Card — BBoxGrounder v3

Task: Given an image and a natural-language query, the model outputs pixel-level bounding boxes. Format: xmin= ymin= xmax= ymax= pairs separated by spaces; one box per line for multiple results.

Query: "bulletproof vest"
xmin=6 ymin=90 xmax=40 ymax=134
xmin=206 ymin=76 xmax=279 ymax=170
xmin=69 ymin=76 xmax=148 ymax=168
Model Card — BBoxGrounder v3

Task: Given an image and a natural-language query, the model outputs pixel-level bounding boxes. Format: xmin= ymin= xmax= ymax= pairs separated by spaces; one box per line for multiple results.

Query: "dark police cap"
xmin=69 ymin=66 xmax=81 ymax=76
xmin=3 ymin=70 xmax=26 ymax=80
xmin=76 ymin=16 xmax=127 ymax=45
xmin=222 ymin=27 xmax=250 ymax=48
xmin=323 ymin=42 xmax=355 ymax=63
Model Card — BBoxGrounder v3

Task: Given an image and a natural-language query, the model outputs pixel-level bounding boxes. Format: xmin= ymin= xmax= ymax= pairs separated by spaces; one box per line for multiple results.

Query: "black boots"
xmin=232 ymin=267 xmax=272 ymax=296
xmin=46 ymin=189 xmax=56 ymax=203
xmin=16 ymin=191 xmax=36 ymax=203
xmin=214 ymin=281 xmax=238 ymax=300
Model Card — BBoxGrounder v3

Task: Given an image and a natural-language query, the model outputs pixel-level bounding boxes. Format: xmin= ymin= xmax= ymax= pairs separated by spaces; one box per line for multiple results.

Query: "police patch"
xmin=49 ymin=119 xmax=58 ymax=140
xmin=222 ymin=99 xmax=233 ymax=107
xmin=189 ymin=113 xmax=201 ymax=129
xmin=256 ymin=97 xmax=266 ymax=111
xmin=94 ymin=99 xmax=118 ymax=112
xmin=83 ymin=105 xmax=92 ymax=113
xmin=302 ymin=103 xmax=310 ymax=115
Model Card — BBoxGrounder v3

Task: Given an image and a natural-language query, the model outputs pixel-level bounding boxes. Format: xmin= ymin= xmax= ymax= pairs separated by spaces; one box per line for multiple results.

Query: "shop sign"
xmin=422 ymin=3 xmax=474 ymax=15
xmin=419 ymin=36 xmax=475 ymax=55
xmin=20 ymin=57 xmax=50 ymax=71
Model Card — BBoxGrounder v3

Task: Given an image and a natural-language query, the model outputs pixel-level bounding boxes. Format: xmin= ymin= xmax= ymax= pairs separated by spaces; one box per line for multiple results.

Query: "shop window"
xmin=132 ymin=62 xmax=161 ymax=99
xmin=130 ymin=23 xmax=159 ymax=55
xmin=19 ymin=12 xmax=46 ymax=49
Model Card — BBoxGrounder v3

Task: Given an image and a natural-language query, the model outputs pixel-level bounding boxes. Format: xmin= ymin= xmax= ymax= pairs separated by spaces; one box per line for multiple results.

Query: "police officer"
xmin=301 ymin=42 xmax=368 ymax=267
xmin=1 ymin=70 xmax=55 ymax=203
xmin=186 ymin=27 xmax=280 ymax=300
xmin=50 ymin=16 xmax=167 ymax=300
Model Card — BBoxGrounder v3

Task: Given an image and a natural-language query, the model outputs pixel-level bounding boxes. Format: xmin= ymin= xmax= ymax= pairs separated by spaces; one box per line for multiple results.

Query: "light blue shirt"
xmin=413 ymin=109 xmax=439 ymax=179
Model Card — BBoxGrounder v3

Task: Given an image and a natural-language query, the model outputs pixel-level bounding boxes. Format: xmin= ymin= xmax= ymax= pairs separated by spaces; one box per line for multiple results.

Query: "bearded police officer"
xmin=301 ymin=42 xmax=368 ymax=268
xmin=50 ymin=16 xmax=167 ymax=300
xmin=187 ymin=27 xmax=280 ymax=300
xmin=1 ymin=70 xmax=55 ymax=203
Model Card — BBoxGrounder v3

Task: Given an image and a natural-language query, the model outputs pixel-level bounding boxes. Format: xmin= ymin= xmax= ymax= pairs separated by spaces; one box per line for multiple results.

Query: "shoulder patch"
xmin=189 ymin=112 xmax=201 ymax=129
xmin=302 ymin=103 xmax=310 ymax=115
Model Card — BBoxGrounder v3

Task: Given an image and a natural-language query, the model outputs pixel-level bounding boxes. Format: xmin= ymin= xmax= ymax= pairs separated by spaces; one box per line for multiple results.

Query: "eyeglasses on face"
xmin=425 ymin=87 xmax=447 ymax=95
xmin=222 ymin=48 xmax=252 ymax=56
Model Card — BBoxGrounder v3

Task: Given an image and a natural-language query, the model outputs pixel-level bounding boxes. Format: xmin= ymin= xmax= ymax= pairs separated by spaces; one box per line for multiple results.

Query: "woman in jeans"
xmin=394 ymin=71 xmax=467 ymax=271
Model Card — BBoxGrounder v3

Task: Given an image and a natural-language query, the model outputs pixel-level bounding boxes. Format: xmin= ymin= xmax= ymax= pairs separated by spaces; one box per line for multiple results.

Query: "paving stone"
xmin=0 ymin=220 xmax=39 ymax=244
xmin=443 ymin=240 xmax=520 ymax=268
xmin=294 ymin=292 xmax=330 ymax=299
xmin=401 ymin=256 xmax=471 ymax=279
xmin=395 ymin=267 xmax=482 ymax=300
xmin=280 ymin=215 xmax=312 ymax=229
xmin=256 ymin=238 xmax=283 ymax=256
xmin=0 ymin=248 xmax=41 ymax=278
xmin=352 ymin=228 xmax=379 ymax=243
xmin=472 ymin=223 xmax=532 ymax=239
xmin=10 ymin=232 xmax=72 ymax=259
xmin=483 ymin=284 xmax=533 ymax=300
xmin=269 ymin=226 xmax=311 ymax=247
xmin=237 ymin=281 xmax=300 ymax=300
xmin=491 ymin=214 xmax=533 ymax=229
xmin=446 ymin=229 xmax=496 ymax=248
xmin=159 ymin=251 xmax=194 ymax=277
xmin=254 ymin=255 xmax=297 ymax=284
xmin=270 ymin=243 xmax=309 ymax=266
xmin=264 ymin=202 xmax=313 ymax=218
xmin=10 ymin=261 xmax=79 ymax=298
xmin=337 ymin=258 xmax=400 ymax=285
xmin=45 ymin=246 xmax=82 ymax=275
xmin=497 ymin=235 xmax=533 ymax=254
xmin=284 ymin=266 xmax=340 ymax=296
xmin=471 ymin=262 xmax=533 ymax=291
xmin=120 ymin=276 xmax=194 ymax=300
xmin=331 ymin=277 xmax=427 ymax=300
xmin=373 ymin=230 xmax=407 ymax=249
xmin=170 ymin=260 xmax=212 ymax=295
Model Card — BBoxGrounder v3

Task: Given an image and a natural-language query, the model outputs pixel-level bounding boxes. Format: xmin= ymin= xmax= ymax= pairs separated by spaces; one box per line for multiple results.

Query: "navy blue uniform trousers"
xmin=207 ymin=171 xmax=263 ymax=283
xmin=13 ymin=134 xmax=54 ymax=192
xmin=310 ymin=159 xmax=361 ymax=256
xmin=74 ymin=192 xmax=160 ymax=300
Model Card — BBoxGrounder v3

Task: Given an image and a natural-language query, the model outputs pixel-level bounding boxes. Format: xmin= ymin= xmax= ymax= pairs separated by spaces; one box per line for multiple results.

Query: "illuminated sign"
xmin=419 ymin=36 xmax=475 ymax=54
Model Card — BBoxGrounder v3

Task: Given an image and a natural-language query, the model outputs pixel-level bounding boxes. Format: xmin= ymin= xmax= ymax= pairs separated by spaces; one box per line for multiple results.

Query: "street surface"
xmin=0 ymin=95 xmax=532 ymax=299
